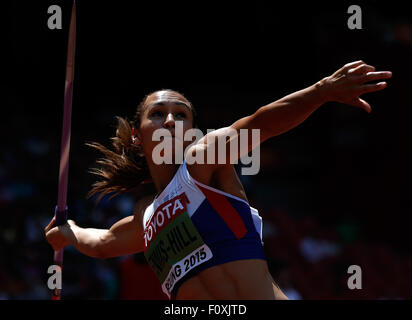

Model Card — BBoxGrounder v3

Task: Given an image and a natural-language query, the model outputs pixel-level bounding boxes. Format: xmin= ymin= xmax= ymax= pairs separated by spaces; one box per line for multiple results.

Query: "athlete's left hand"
xmin=318 ymin=60 xmax=392 ymax=113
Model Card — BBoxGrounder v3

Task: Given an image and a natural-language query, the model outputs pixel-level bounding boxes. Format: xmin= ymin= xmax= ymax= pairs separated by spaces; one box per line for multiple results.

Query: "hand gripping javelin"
xmin=52 ymin=1 xmax=76 ymax=300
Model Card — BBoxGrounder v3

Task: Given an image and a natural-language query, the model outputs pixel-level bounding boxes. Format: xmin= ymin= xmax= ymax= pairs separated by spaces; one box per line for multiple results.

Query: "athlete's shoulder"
xmin=134 ymin=193 xmax=156 ymax=219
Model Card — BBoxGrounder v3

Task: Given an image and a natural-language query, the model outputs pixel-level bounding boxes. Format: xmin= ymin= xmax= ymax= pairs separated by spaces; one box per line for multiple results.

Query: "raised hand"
xmin=319 ymin=60 xmax=392 ymax=113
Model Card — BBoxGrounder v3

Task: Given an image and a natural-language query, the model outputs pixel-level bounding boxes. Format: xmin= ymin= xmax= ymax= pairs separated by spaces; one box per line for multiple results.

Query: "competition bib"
xmin=143 ymin=193 xmax=213 ymax=298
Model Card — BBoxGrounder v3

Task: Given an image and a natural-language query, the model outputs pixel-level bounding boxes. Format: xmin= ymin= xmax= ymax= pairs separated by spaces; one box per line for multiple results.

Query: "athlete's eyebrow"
xmin=149 ymin=101 xmax=191 ymax=109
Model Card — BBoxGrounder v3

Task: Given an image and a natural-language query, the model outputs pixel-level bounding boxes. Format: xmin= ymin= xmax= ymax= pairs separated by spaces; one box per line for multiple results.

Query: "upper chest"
xmin=188 ymin=164 xmax=248 ymax=203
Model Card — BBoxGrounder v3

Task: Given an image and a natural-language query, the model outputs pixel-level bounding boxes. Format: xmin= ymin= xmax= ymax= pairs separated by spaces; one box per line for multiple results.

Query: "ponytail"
xmin=87 ymin=116 xmax=154 ymax=203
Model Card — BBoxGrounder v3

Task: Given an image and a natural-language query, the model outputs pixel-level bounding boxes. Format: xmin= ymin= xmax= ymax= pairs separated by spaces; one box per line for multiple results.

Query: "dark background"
xmin=2 ymin=0 xmax=412 ymax=299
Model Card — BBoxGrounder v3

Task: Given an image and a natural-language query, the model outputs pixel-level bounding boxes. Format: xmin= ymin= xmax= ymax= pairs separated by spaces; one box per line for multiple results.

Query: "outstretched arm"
xmin=232 ymin=60 xmax=392 ymax=142
xmin=186 ymin=61 xmax=392 ymax=180
xmin=44 ymin=197 xmax=151 ymax=259
xmin=45 ymin=215 xmax=143 ymax=259
xmin=189 ymin=61 xmax=392 ymax=160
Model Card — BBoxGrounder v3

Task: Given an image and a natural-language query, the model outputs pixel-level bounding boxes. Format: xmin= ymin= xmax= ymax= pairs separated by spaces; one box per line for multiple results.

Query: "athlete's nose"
xmin=163 ymin=113 xmax=175 ymax=129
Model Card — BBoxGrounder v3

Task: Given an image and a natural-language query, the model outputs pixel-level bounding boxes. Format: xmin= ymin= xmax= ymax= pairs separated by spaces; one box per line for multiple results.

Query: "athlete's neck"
xmin=147 ymin=162 xmax=181 ymax=197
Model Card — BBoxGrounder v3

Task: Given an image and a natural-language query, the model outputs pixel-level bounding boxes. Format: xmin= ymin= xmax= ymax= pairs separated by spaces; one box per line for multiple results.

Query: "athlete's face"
xmin=136 ymin=90 xmax=195 ymax=162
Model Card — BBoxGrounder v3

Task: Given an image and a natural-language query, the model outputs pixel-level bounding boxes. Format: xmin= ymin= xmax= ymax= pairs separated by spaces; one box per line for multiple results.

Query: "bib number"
xmin=143 ymin=193 xmax=213 ymax=298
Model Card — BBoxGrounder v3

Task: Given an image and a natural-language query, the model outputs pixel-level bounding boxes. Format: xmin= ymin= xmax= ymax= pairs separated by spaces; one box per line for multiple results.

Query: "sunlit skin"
xmin=134 ymin=91 xmax=195 ymax=196
xmin=134 ymin=90 xmax=284 ymax=299
xmin=45 ymin=61 xmax=392 ymax=300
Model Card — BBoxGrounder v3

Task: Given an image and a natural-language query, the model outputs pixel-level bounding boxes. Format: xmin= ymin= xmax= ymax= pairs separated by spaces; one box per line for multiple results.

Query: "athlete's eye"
xmin=151 ymin=111 xmax=164 ymax=117
xmin=175 ymin=112 xmax=187 ymax=118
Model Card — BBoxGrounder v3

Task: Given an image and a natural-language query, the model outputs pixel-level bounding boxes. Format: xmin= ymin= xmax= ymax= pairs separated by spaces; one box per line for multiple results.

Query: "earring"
xmin=131 ymin=128 xmax=141 ymax=145
xmin=132 ymin=136 xmax=141 ymax=145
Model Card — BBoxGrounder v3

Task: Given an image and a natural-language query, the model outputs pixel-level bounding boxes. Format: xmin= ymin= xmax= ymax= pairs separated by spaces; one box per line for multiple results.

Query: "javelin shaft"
xmin=57 ymin=1 xmax=76 ymax=212
xmin=52 ymin=1 xmax=76 ymax=300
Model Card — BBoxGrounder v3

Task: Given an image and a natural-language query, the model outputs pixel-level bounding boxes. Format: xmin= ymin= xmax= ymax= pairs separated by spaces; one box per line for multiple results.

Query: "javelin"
xmin=52 ymin=0 xmax=76 ymax=300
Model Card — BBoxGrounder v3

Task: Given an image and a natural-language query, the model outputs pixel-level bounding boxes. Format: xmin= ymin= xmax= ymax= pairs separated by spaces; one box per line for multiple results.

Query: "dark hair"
xmin=87 ymin=89 xmax=196 ymax=202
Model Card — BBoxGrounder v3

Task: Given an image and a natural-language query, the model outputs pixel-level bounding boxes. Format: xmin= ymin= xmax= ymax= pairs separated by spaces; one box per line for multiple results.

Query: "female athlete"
xmin=45 ymin=60 xmax=391 ymax=299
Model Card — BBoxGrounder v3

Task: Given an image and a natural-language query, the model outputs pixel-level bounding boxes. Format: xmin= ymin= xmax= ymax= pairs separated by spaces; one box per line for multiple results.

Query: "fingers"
xmin=333 ymin=61 xmax=391 ymax=113
xmin=341 ymin=60 xmax=365 ymax=73
xmin=44 ymin=217 xmax=56 ymax=233
xmin=45 ymin=218 xmax=69 ymax=251
xmin=360 ymin=81 xmax=387 ymax=94
xmin=348 ymin=63 xmax=375 ymax=75
xmin=45 ymin=227 xmax=67 ymax=251
xmin=349 ymin=97 xmax=372 ymax=113
xmin=45 ymin=227 xmax=59 ymax=250
xmin=362 ymin=71 xmax=392 ymax=83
